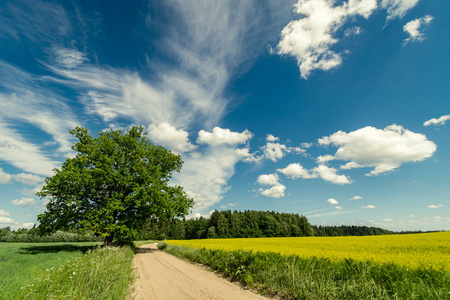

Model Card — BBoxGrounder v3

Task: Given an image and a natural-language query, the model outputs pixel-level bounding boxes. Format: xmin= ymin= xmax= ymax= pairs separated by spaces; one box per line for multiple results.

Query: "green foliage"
xmin=0 ymin=242 xmax=98 ymax=299
xmin=37 ymin=126 xmax=193 ymax=244
xmin=18 ymin=245 xmax=134 ymax=300
xmin=157 ymin=242 xmax=168 ymax=250
xmin=137 ymin=210 xmax=317 ymax=240
xmin=162 ymin=244 xmax=450 ymax=299
xmin=0 ymin=229 xmax=102 ymax=243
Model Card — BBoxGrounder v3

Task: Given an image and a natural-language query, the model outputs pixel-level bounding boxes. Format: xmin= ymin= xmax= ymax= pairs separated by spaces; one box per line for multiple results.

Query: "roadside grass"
xmin=160 ymin=243 xmax=450 ymax=300
xmin=18 ymin=244 xmax=135 ymax=299
xmin=0 ymin=242 xmax=99 ymax=299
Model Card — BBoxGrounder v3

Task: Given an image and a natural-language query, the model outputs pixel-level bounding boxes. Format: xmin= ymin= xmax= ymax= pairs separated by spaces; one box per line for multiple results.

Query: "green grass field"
xmin=0 ymin=242 xmax=99 ymax=299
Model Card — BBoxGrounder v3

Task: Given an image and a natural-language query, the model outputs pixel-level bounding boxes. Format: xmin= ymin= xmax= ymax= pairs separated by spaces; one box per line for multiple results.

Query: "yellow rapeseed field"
xmin=166 ymin=231 xmax=450 ymax=272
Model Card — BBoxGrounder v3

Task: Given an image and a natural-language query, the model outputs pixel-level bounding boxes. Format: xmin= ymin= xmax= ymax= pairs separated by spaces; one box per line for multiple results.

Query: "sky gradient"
xmin=0 ymin=0 xmax=449 ymax=231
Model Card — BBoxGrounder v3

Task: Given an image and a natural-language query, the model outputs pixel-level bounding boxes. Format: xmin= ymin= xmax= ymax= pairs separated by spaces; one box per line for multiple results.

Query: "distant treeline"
xmin=136 ymin=210 xmax=395 ymax=240
xmin=0 ymin=226 xmax=102 ymax=243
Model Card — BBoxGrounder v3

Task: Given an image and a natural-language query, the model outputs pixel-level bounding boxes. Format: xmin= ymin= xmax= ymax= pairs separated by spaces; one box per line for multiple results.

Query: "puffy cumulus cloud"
xmin=335 ymin=206 xmax=343 ymax=210
xmin=318 ymin=125 xmax=436 ymax=176
xmin=257 ymin=174 xmax=280 ymax=186
xmin=259 ymin=184 xmax=286 ymax=198
xmin=0 ymin=209 xmax=10 ymax=216
xmin=277 ymin=163 xmax=351 ymax=184
xmin=340 ymin=161 xmax=364 ymax=170
xmin=0 ymin=168 xmax=13 ymax=184
xmin=54 ymin=48 xmax=87 ymax=69
xmin=403 ymin=15 xmax=433 ymax=45
xmin=277 ymin=163 xmax=313 ymax=179
xmin=12 ymin=197 xmax=36 ymax=208
xmin=197 ymin=127 xmax=253 ymax=147
xmin=316 ymin=155 xmax=334 ymax=163
xmin=427 ymin=204 xmax=443 ymax=209
xmin=362 ymin=205 xmax=376 ymax=209
xmin=21 ymin=222 xmax=35 ymax=229
xmin=327 ymin=198 xmax=339 ymax=205
xmin=147 ymin=122 xmax=196 ymax=153
xmin=350 ymin=195 xmax=362 ymax=201
xmin=381 ymin=0 xmax=420 ymax=21
xmin=13 ymin=173 xmax=44 ymax=185
xmin=424 ymin=115 xmax=450 ymax=127
xmin=278 ymin=0 xmax=377 ymax=78
xmin=172 ymin=143 xmax=253 ymax=214
xmin=266 ymin=134 xmax=280 ymax=142
xmin=235 ymin=147 xmax=263 ymax=163
xmin=262 ymin=142 xmax=288 ymax=162
xmin=384 ymin=218 xmax=394 ymax=222
xmin=312 ymin=164 xmax=352 ymax=184
xmin=0 ymin=216 xmax=15 ymax=224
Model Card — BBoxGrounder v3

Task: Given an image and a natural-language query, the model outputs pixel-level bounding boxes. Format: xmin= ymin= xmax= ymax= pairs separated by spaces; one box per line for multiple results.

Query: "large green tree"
xmin=37 ymin=126 xmax=193 ymax=244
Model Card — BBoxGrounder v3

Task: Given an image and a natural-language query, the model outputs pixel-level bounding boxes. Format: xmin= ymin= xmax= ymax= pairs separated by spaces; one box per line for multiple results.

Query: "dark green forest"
xmin=136 ymin=210 xmax=394 ymax=240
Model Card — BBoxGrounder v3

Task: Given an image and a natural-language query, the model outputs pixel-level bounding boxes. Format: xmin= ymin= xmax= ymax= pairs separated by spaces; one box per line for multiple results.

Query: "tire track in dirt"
xmin=130 ymin=243 xmax=268 ymax=300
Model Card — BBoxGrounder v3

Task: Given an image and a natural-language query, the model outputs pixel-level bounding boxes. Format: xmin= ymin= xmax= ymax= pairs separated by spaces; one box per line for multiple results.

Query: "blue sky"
xmin=0 ymin=0 xmax=448 ymax=231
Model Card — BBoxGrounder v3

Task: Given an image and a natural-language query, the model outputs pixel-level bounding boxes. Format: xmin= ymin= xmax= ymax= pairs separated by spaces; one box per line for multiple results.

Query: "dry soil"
xmin=130 ymin=243 xmax=268 ymax=300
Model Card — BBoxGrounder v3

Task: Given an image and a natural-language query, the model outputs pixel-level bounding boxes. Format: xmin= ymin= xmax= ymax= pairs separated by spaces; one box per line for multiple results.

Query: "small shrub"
xmin=157 ymin=242 xmax=168 ymax=250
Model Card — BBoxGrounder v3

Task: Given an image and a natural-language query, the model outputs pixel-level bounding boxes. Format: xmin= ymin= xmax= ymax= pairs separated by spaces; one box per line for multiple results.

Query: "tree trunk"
xmin=104 ymin=232 xmax=114 ymax=245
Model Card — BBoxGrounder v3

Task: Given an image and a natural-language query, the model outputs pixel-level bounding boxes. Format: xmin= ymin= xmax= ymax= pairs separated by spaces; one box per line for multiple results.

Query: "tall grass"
xmin=0 ymin=242 xmax=99 ymax=299
xmin=18 ymin=245 xmax=135 ymax=299
xmin=161 ymin=244 xmax=450 ymax=299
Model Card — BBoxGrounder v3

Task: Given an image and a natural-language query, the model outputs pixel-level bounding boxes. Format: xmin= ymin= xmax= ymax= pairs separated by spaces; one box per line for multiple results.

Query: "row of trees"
xmin=136 ymin=210 xmax=394 ymax=240
xmin=0 ymin=226 xmax=102 ymax=243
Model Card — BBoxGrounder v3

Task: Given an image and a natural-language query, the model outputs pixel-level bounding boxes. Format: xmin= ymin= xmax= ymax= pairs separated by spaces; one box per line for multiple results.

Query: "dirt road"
xmin=131 ymin=243 xmax=268 ymax=300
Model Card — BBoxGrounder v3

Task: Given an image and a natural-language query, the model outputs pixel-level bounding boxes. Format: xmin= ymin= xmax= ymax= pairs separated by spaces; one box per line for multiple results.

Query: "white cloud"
xmin=277 ymin=162 xmax=351 ymax=184
xmin=307 ymin=209 xmax=361 ymax=218
xmin=340 ymin=161 xmax=365 ymax=169
xmin=0 ymin=216 xmax=15 ymax=224
xmin=301 ymin=142 xmax=313 ymax=148
xmin=312 ymin=164 xmax=352 ymax=184
xmin=0 ymin=61 xmax=80 ymax=156
xmin=259 ymin=184 xmax=286 ymax=198
xmin=257 ymin=174 xmax=280 ymax=186
xmin=403 ymin=15 xmax=433 ymax=45
xmin=12 ymin=197 xmax=36 ymax=208
xmin=0 ymin=123 xmax=59 ymax=176
xmin=147 ymin=122 xmax=196 ymax=153
xmin=335 ymin=206 xmax=343 ymax=210
xmin=427 ymin=204 xmax=443 ymax=209
xmin=13 ymin=173 xmax=44 ymax=185
xmin=278 ymin=0 xmax=377 ymax=78
xmin=197 ymin=127 xmax=253 ymax=147
xmin=266 ymin=134 xmax=279 ymax=142
xmin=317 ymin=155 xmax=334 ymax=163
xmin=362 ymin=205 xmax=376 ymax=209
xmin=277 ymin=163 xmax=313 ymax=179
xmin=384 ymin=218 xmax=394 ymax=222
xmin=262 ymin=142 xmax=288 ymax=162
xmin=0 ymin=168 xmax=13 ymax=184
xmin=235 ymin=147 xmax=263 ymax=163
xmin=21 ymin=222 xmax=35 ymax=229
xmin=318 ymin=125 xmax=436 ymax=175
xmin=328 ymin=198 xmax=339 ymax=205
xmin=54 ymin=48 xmax=87 ymax=69
xmin=350 ymin=195 xmax=363 ymax=201
xmin=381 ymin=0 xmax=420 ymax=21
xmin=0 ymin=210 xmax=10 ymax=217
xmin=424 ymin=115 xmax=450 ymax=127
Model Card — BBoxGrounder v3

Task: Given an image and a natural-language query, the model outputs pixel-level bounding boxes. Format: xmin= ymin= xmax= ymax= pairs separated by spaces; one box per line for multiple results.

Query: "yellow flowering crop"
xmin=166 ymin=231 xmax=450 ymax=272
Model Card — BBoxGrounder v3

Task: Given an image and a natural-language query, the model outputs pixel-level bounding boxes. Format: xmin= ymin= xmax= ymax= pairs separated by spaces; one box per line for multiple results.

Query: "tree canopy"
xmin=37 ymin=126 xmax=193 ymax=244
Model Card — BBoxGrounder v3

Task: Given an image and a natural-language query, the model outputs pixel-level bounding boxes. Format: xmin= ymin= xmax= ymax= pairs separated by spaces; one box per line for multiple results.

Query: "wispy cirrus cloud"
xmin=403 ymin=15 xmax=433 ymax=45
